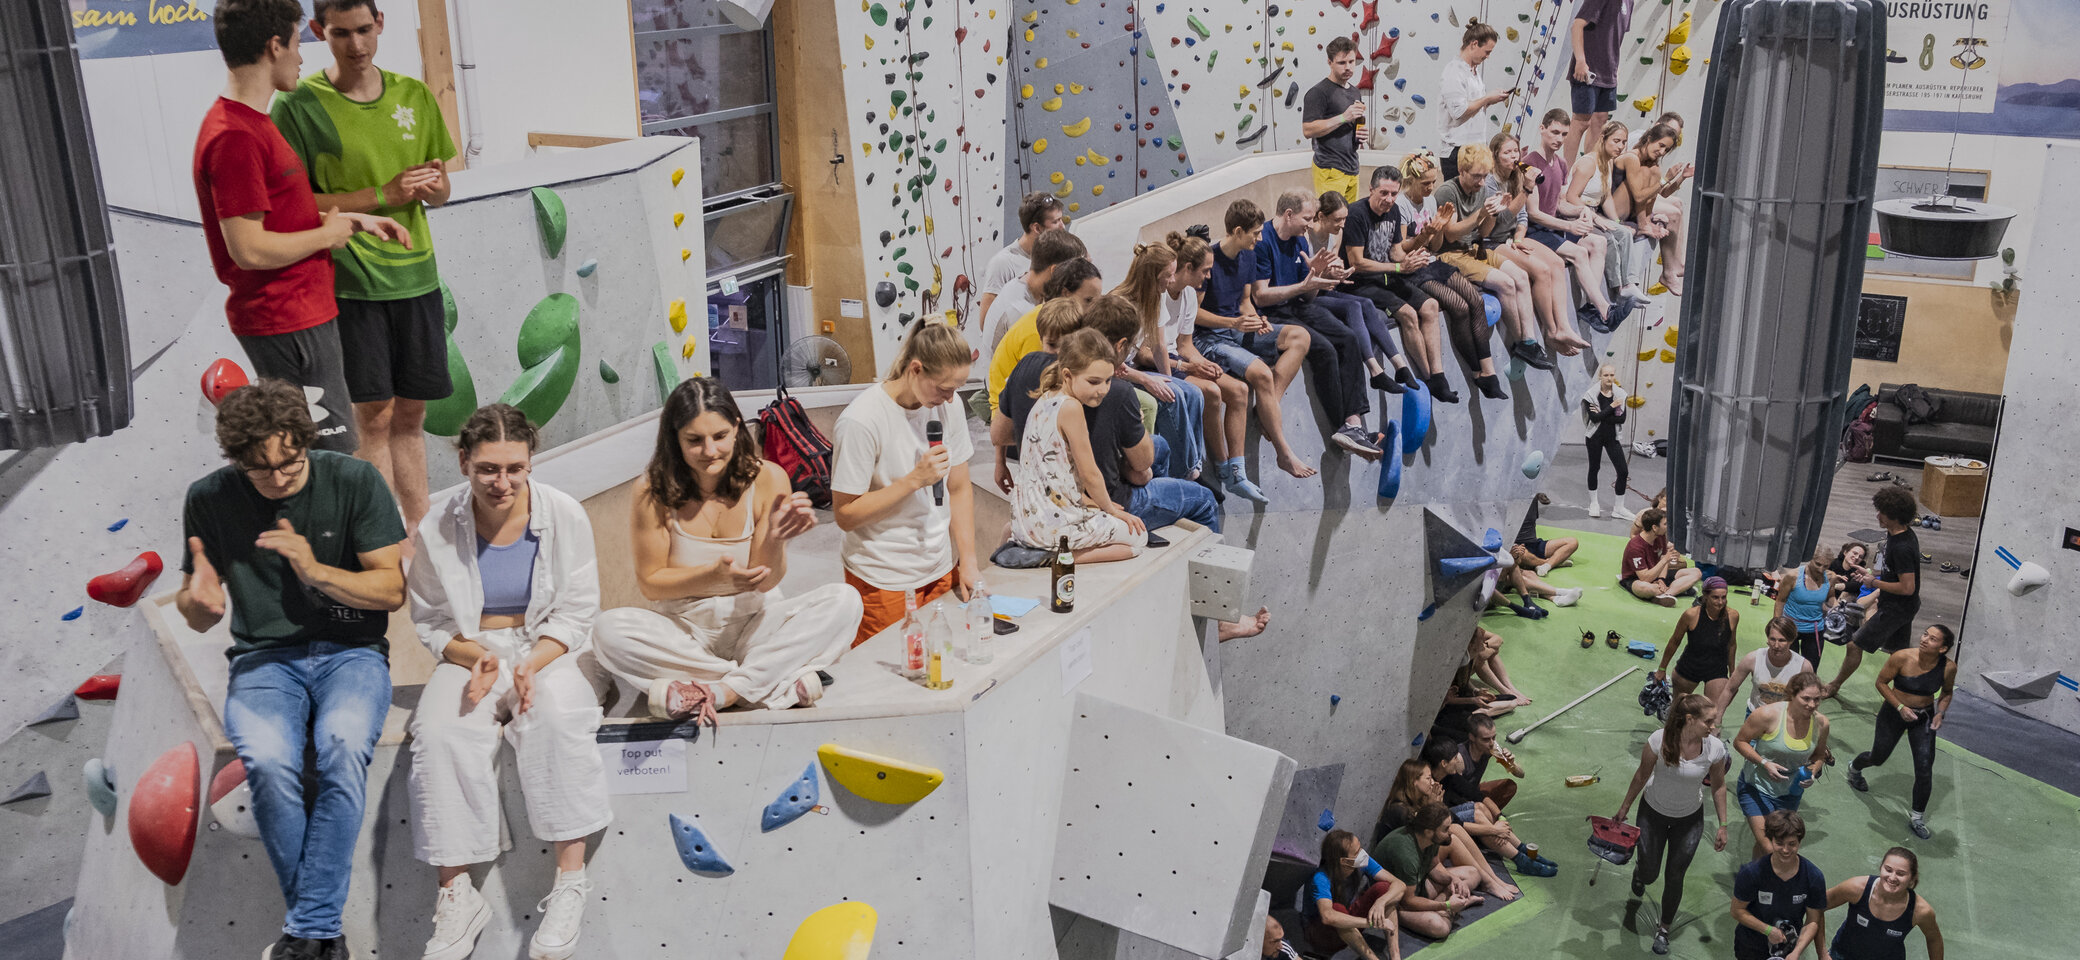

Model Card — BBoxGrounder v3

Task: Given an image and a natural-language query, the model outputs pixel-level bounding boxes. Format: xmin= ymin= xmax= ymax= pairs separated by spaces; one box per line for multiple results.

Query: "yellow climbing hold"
xmin=1054 ymin=83 xmax=1066 ymax=94
xmin=861 ymin=142 xmax=873 ymax=155
xmin=781 ymin=902 xmax=878 ymax=960
xmin=1068 ymin=202 xmax=1081 ymax=212
xmin=945 ymin=309 xmax=959 ymax=323
xmin=669 ymin=299 xmax=688 ymax=333
xmin=865 ymin=35 xmax=874 ymax=49
xmin=1024 ymin=28 xmax=1036 ymax=42
xmin=1626 ymin=395 xmax=1648 ymax=408
xmin=924 ymin=215 xmax=934 ymax=235
xmin=1070 ymin=82 xmax=1085 ymax=94
xmin=1067 ymin=29 xmax=1080 ymax=38
xmin=1021 ymin=9 xmax=1038 ymax=21
xmin=1281 ymin=41 xmax=1294 ymax=51
xmin=1085 ymin=148 xmax=1109 ymax=166
xmin=1049 ymin=171 xmax=1065 ymax=184
xmin=1638 ymin=349 xmax=1657 ymax=361
xmin=816 ymin=744 xmax=945 ymax=804
xmin=1239 ymin=84 xmax=1251 ymax=97
xmin=1021 ymin=83 xmax=1034 ymax=98
xmin=1663 ymin=326 xmax=1680 ymax=347
xmin=682 ymin=335 xmax=698 ymax=360
xmin=1075 ymin=155 xmax=1087 ymax=166
xmin=1648 ymin=280 xmax=1669 ymax=295
xmin=681 ymin=248 xmax=692 ymax=262
xmin=1053 ymin=178 xmax=1075 ymax=197
xmin=1092 ymin=184 xmax=1105 ymax=196
xmin=1665 ymin=11 xmax=1692 ymax=45
xmin=1309 ymin=25 xmax=1316 ymax=34
xmin=1043 ymin=96 xmax=1064 ymax=111
xmin=1036 ymin=56 xmax=1049 ymax=68
xmin=1634 ymin=94 xmax=1657 ymax=115
xmin=1508 ymin=27 xmax=1520 ymax=41
xmin=1670 ymin=45 xmax=1692 ymax=74
xmin=673 ymin=212 xmax=685 ymax=228
xmin=1032 ymin=138 xmax=1048 ymax=154
xmin=1659 ymin=348 xmax=1677 ymax=363
xmin=1061 ymin=116 xmax=1091 ymax=136
xmin=671 ymin=167 xmax=685 ymax=187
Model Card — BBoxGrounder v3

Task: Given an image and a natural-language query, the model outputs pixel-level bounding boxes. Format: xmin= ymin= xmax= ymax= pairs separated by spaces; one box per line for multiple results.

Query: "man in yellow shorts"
xmin=1302 ymin=37 xmax=1367 ymax=202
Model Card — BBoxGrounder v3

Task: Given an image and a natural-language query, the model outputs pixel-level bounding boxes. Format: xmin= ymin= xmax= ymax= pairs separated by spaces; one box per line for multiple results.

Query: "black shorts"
xmin=1348 ymin=278 xmax=1411 ymax=315
xmin=1676 ymin=656 xmax=1730 ymax=684
xmin=1852 ymin=603 xmax=1917 ymax=653
xmin=236 ymin=321 xmax=358 ymax=453
xmin=336 ymin=289 xmax=452 ymax=404
xmin=1527 ymin=226 xmax=1570 ymax=251
xmin=1571 ymin=81 xmax=1618 ymax=115
xmin=1521 ymin=537 xmax=1550 ymax=558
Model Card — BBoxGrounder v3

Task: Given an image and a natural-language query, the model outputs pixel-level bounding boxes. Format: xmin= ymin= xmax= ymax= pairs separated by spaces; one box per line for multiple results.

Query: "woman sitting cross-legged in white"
xmin=405 ymin=404 xmax=611 ymax=960
xmin=593 ymin=378 xmax=864 ymax=725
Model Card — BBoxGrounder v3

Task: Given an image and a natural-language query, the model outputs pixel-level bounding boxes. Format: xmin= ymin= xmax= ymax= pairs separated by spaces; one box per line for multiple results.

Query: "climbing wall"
xmin=836 ymin=0 xmax=1725 ymax=371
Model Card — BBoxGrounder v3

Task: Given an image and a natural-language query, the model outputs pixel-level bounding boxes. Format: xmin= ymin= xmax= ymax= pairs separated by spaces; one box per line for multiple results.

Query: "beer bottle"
xmin=1050 ymin=535 xmax=1075 ymax=613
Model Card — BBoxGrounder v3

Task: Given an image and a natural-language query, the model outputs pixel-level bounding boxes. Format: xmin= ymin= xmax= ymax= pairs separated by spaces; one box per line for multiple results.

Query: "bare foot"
xmin=1483 ymin=878 xmax=1521 ymax=901
xmin=1276 ymin=451 xmax=1318 ymax=479
xmin=1661 ymin=272 xmax=1683 ymax=296
xmin=1218 ymin=606 xmax=1272 ymax=642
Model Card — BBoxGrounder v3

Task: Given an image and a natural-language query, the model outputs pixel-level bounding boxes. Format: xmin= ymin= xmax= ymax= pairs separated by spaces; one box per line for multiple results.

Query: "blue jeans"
xmin=223 ymin=641 xmax=391 ymax=940
xmin=1130 ymin=436 xmax=1222 ymax=533
xmin=1147 ymin=370 xmax=1204 ymax=479
xmin=1192 ymin=325 xmax=1286 ymax=379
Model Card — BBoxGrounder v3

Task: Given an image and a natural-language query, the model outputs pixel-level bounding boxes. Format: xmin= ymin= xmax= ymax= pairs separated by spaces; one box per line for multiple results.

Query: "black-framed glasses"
xmin=241 ymin=453 xmax=308 ymax=480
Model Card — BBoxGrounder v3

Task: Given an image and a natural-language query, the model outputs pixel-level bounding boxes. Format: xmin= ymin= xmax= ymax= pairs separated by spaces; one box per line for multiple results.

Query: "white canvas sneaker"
xmin=423 ymin=877 xmax=490 ymax=960
xmin=529 ymin=873 xmax=594 ymax=960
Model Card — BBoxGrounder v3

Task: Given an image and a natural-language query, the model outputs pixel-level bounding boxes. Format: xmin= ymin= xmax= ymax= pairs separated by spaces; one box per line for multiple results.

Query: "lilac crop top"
xmin=477 ymin=527 xmax=539 ymax=616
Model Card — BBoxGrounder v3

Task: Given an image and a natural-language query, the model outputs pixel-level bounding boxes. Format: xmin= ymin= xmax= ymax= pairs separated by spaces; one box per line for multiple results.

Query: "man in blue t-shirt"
xmin=1730 ymin=811 xmax=1827 ymax=960
xmin=1254 ymin=188 xmax=1381 ymax=458
xmin=1190 ymin=199 xmax=1320 ymax=482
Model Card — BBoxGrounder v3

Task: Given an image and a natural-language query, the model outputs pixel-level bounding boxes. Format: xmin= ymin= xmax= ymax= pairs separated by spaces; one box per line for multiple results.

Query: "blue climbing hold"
xmin=761 ymin=762 xmax=821 ymax=832
xmin=1395 ymin=125 xmax=1406 ymax=135
xmin=62 ymin=607 xmax=83 ymax=622
xmin=1319 ymin=808 xmax=1336 ymax=831
xmin=1390 ymin=27 xmax=1400 ymax=37
xmin=1401 ymin=380 xmax=1431 ymax=456
xmin=1439 ymin=555 xmax=1499 ymax=578
xmin=1482 ymin=293 xmax=1502 ymax=326
xmin=107 ymin=518 xmax=128 ymax=532
xmin=1395 ymin=77 xmax=1407 ymax=89
xmin=1424 ymin=44 xmax=1440 ymax=54
xmin=669 ymin=813 xmax=735 ymax=877
xmin=1418 ymin=603 xmax=1437 ymax=621
xmin=1141 ymin=77 xmax=1149 ymax=84
xmin=1412 ymin=733 xmax=1426 ymax=746
xmin=1482 ymin=528 xmax=1504 ymax=552
xmin=1411 ymin=94 xmax=1428 ymax=106
xmin=576 ymin=258 xmax=598 ymax=278
xmin=1522 ymin=449 xmax=1545 ymax=478
xmin=1377 ymin=420 xmax=1403 ymax=499
xmin=84 ymin=758 xmax=116 ymax=817
xmin=1331 ymin=694 xmax=1343 ymax=706
xmin=1184 ymin=36 xmax=1195 ymax=46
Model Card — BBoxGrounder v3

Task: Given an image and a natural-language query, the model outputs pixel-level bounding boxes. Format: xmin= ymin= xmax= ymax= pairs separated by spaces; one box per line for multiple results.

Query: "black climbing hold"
xmin=1258 ymin=65 xmax=1284 ymax=88
xmin=1237 ymin=126 xmax=1267 ymax=146
xmin=1268 ymin=3 xmax=1280 ymax=14
xmin=876 ymin=282 xmax=899 ymax=307
xmin=879 ymin=230 xmax=892 ymax=246
xmin=1285 ymin=82 xmax=1299 ymax=107
xmin=893 ymin=15 xmax=908 ymax=29
xmin=885 ymin=73 xmax=897 ymax=84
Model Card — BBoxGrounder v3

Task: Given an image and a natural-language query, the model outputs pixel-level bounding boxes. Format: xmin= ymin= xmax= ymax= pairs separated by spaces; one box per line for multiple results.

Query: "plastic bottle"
xmin=966 ymin=582 xmax=996 ymax=665
xmin=925 ymin=602 xmax=954 ymax=690
xmin=900 ymin=589 xmax=924 ymax=679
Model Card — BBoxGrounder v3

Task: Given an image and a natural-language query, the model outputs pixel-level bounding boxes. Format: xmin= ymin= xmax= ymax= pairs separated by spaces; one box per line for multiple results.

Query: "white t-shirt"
xmin=830 ymin=386 xmax=975 ymax=590
xmin=980 ymin=242 xmax=1030 ymax=300
xmin=1641 ymin=729 xmax=1727 ymax=819
xmin=1437 ymin=58 xmax=1491 ymax=150
xmin=983 ymin=278 xmax=1037 ymax=358
xmin=1156 ymin=286 xmax=1198 ymax=355
xmin=1744 ymin=649 xmax=1812 ymax=712
xmin=1396 ymin=193 xmax=1439 ymax=235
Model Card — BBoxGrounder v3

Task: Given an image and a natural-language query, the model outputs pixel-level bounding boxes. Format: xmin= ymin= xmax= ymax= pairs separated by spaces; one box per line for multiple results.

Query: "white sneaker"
xmin=1587 ymin=491 xmax=1604 ymax=519
xmin=423 ymin=877 xmax=491 ymax=960
xmin=1555 ymin=588 xmax=1583 ymax=607
xmin=1612 ymin=503 xmax=1637 ymax=523
xmin=1536 ymin=563 xmax=1554 ymax=578
xmin=529 ymin=873 xmax=593 ymax=960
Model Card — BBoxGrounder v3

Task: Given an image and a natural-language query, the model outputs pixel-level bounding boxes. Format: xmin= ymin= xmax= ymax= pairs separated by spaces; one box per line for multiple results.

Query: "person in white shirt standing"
xmin=977 ymin=193 xmax=1067 ymax=330
xmin=1437 ymin=21 xmax=1511 ymax=182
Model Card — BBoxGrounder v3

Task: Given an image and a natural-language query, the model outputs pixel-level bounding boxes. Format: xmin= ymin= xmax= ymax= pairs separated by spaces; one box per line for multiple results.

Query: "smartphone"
xmin=992 ymin=615 xmax=1021 ymax=636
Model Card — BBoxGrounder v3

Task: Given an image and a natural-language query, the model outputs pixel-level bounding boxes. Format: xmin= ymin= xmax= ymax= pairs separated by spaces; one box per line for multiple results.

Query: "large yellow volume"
xmin=817 ymin=744 xmax=945 ymax=804
xmin=783 ymin=903 xmax=878 ymax=960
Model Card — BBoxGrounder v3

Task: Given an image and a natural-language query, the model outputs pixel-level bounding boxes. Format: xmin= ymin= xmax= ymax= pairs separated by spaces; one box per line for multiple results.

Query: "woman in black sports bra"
xmin=1847 ymin=625 xmax=1957 ymax=839
xmin=1826 ymin=847 xmax=1944 ymax=960
xmin=1654 ymin=576 xmax=1740 ymax=704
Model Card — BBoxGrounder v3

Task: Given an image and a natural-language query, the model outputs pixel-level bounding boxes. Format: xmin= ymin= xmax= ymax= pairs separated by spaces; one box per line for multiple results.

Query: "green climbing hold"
xmin=422 ymin=281 xmax=478 ymax=437
xmin=1186 ymin=14 xmax=1209 ymax=39
xmin=903 ymin=277 xmax=920 ymax=291
xmin=921 ymin=15 xmax=931 ymax=28
xmin=934 ymin=138 xmax=948 ymax=152
xmin=1207 ymin=50 xmax=1218 ymax=69
xmin=499 ymin=293 xmax=581 ymax=426
xmin=887 ymin=131 xmax=903 ymax=151
xmin=869 ymin=3 xmax=887 ymax=25
xmin=897 ymin=262 xmax=915 ymax=274
xmin=599 ymin=359 xmax=620 ymax=384
xmin=893 ymin=246 xmax=908 ymax=259
xmin=891 ymin=90 xmax=907 ymax=108
xmin=1168 ymin=136 xmax=1183 ymax=150
xmin=1238 ymin=114 xmax=1254 ymax=132
xmin=530 ymin=187 xmax=567 ymax=259
xmin=651 ymin=342 xmax=681 ymax=406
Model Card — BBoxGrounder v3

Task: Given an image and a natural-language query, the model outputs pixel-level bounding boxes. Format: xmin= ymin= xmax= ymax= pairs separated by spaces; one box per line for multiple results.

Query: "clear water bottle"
xmin=924 ymin=601 xmax=954 ymax=690
xmin=966 ymin=582 xmax=995 ymax=665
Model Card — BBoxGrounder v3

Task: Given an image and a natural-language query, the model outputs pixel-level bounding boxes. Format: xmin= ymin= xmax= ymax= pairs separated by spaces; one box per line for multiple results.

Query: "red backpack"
xmin=756 ymin=386 xmax=834 ymax=508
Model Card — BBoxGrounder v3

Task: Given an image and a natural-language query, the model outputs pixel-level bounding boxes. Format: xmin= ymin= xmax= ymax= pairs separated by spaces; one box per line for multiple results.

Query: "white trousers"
xmin=591 ymin=583 xmax=863 ymax=713
xmin=407 ymin=627 xmax=612 ymax=867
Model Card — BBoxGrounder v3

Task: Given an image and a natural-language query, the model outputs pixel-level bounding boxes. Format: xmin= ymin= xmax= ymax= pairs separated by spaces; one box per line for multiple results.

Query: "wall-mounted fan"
xmin=781 ymin=335 xmax=853 ymax=387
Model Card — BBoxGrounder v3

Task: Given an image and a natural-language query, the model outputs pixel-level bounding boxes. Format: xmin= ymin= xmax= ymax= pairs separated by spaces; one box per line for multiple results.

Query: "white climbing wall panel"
xmin=1050 ymin=693 xmax=1295 ymax=959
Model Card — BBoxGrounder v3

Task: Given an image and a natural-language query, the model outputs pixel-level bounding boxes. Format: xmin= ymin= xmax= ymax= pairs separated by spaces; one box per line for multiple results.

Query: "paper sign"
xmin=1059 ymin=627 xmax=1093 ymax=693
xmin=602 ymin=739 xmax=687 ymax=795
xmin=840 ymin=298 xmax=864 ymax=318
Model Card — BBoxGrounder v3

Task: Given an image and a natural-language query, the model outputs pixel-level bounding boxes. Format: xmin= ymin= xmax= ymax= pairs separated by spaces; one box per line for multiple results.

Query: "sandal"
xmin=1939 ymin=561 xmax=1959 ymax=573
xmin=1581 ymin=629 xmax=1595 ymax=648
xmin=1607 ymin=630 xmax=1623 ymax=649
xmin=1866 ymin=471 xmax=1892 ymax=482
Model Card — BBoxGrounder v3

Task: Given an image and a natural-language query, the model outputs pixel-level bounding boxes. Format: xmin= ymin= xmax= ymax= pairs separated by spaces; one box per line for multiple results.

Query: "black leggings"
xmin=1797 ymin=630 xmax=1824 ymax=676
xmin=1633 ymin=803 xmax=1704 ymax=928
xmin=1858 ymin=705 xmax=1937 ymax=812
xmin=1421 ymin=272 xmax=1493 ymax=365
xmin=1587 ymin=427 xmax=1628 ymax=495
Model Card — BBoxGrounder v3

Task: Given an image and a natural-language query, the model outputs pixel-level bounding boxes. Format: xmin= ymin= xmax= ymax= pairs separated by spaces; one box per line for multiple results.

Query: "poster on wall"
xmin=1855 ymin=293 xmax=1910 ymax=363
xmin=69 ymin=1 xmax=313 ymax=60
xmin=1885 ymin=0 xmax=2080 ymax=138
xmin=1866 ymin=165 xmax=1990 ymax=279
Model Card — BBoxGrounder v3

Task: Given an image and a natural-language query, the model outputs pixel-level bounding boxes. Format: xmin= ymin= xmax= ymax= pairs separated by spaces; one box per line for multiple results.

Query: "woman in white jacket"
xmin=405 ymin=404 xmax=611 ymax=960
xmin=1581 ymin=364 xmax=1635 ymax=520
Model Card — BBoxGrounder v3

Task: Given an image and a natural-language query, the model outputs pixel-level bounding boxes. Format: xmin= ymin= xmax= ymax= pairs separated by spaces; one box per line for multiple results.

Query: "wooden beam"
xmin=526 ymin=132 xmax=632 ymax=150
xmin=415 ymin=0 xmax=464 ymax=169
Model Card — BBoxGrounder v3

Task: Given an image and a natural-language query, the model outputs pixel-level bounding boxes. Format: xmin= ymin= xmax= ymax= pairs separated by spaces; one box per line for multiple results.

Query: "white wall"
xmin=448 ymin=0 xmax=642 ymax=166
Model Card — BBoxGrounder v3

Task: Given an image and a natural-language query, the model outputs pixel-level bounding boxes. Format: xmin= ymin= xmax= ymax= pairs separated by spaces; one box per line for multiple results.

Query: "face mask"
xmin=1348 ymin=850 xmax=1371 ymax=869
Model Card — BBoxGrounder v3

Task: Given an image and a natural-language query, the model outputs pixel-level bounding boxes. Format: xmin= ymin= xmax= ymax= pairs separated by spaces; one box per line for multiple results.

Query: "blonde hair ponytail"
xmin=884 ymin=316 xmax=973 ymax=382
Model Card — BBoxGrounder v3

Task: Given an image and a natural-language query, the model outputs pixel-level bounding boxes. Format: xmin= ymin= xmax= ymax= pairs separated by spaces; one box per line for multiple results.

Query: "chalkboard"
xmin=1855 ymin=292 xmax=1910 ymax=363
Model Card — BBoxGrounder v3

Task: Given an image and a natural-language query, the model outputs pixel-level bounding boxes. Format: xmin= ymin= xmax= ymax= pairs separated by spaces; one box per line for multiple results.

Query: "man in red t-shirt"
xmin=1622 ymin=506 xmax=1701 ymax=607
xmin=191 ymin=0 xmax=405 ymax=454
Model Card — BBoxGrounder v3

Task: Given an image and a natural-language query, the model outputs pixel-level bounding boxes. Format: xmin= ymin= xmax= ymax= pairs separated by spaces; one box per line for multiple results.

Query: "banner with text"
xmin=1882 ymin=1 xmax=2010 ymax=113
xmin=71 ymin=1 xmax=314 ymax=61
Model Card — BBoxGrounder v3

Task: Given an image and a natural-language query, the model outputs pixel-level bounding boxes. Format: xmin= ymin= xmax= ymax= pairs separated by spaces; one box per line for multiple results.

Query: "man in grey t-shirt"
xmin=1300 ymin=37 xmax=1368 ymax=202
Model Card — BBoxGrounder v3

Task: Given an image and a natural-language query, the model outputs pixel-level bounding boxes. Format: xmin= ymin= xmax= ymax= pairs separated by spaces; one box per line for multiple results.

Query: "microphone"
xmin=926 ymin=419 xmax=945 ymax=506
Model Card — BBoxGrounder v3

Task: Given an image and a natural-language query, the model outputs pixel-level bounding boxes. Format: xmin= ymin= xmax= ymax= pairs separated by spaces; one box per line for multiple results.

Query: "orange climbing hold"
xmin=88 ymin=551 xmax=164 ymax=608
xmin=129 ymin=741 xmax=200 ymax=886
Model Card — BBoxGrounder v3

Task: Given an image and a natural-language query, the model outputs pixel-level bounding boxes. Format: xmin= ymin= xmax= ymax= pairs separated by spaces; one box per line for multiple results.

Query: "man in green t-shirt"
xmin=1371 ymin=803 xmax=1484 ymax=940
xmin=272 ymin=0 xmax=457 ymax=531
xmin=176 ymin=378 xmax=405 ymax=960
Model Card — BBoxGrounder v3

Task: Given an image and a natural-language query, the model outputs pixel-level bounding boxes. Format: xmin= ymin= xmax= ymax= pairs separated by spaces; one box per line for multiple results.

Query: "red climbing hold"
xmin=1360 ymin=0 xmax=1379 ymax=30
xmin=75 ymin=675 xmax=122 ymax=700
xmin=1331 ymin=0 xmax=1354 ymax=8
xmin=1357 ymin=66 xmax=1378 ymax=90
xmin=954 ymin=275 xmax=972 ymax=295
xmin=1370 ymin=35 xmax=1397 ymax=60
xmin=1181 ymin=82 xmax=1192 ymax=91
xmin=975 ymin=89 xmax=986 ymax=98
xmin=208 ymin=758 xmax=259 ymax=838
xmin=940 ymin=247 xmax=953 ymax=258
xmin=200 ymin=358 xmax=249 ymax=405
xmin=956 ymin=26 xmax=967 ymax=41
xmin=88 ymin=551 xmax=164 ymax=608
xmin=129 ymin=741 xmax=200 ymax=886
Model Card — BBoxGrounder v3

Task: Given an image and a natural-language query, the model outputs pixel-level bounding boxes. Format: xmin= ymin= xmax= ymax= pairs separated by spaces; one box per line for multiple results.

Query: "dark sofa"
xmin=1870 ymin=383 xmax=2001 ymax=463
